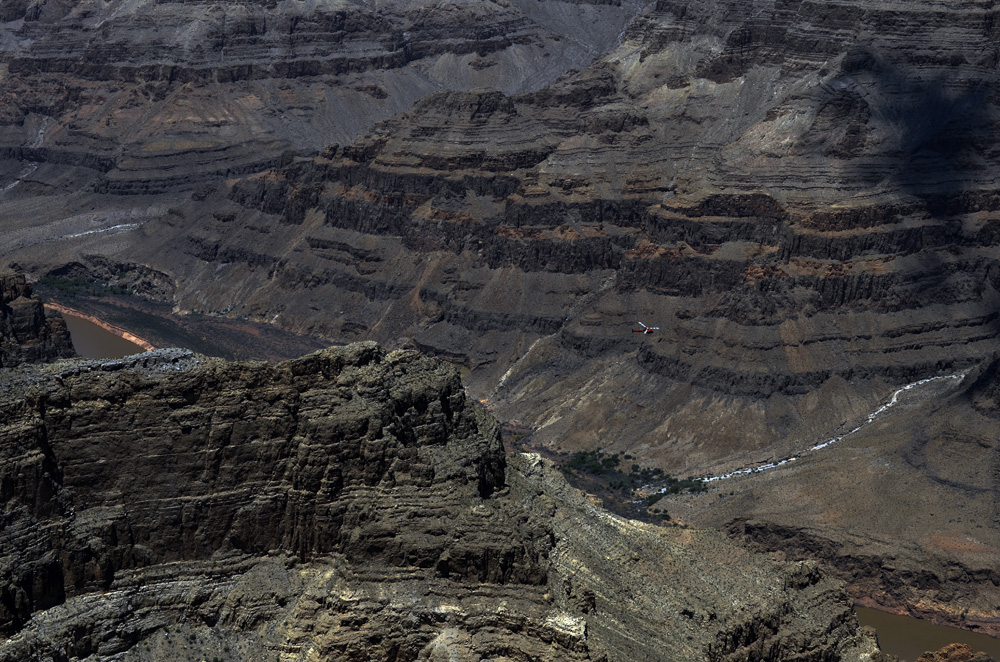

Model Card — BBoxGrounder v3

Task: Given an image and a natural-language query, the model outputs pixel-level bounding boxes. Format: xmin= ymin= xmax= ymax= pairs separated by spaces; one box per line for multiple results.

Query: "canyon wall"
xmin=4 ymin=0 xmax=1000 ymax=637
xmin=0 ymin=342 xmax=885 ymax=661
xmin=6 ymin=0 xmax=1000 ymax=467
xmin=0 ymin=270 xmax=74 ymax=366
xmin=0 ymin=0 xmax=645 ymax=199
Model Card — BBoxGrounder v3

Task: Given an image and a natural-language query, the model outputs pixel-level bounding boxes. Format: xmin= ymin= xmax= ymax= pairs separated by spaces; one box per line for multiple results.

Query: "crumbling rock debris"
xmin=917 ymin=644 xmax=996 ymax=662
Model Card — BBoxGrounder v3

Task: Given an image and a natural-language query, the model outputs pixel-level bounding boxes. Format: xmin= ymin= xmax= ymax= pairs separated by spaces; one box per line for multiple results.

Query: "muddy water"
xmin=856 ymin=607 xmax=1000 ymax=660
xmin=63 ymin=313 xmax=143 ymax=358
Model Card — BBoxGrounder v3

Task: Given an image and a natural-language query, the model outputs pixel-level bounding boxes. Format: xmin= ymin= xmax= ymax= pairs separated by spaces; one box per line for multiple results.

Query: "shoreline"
xmin=852 ymin=594 xmax=1000 ymax=639
xmin=44 ymin=302 xmax=157 ymax=352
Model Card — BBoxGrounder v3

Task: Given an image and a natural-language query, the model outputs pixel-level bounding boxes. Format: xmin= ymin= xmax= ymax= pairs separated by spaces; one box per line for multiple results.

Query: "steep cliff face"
xmin=5 ymin=0 xmax=1000 ymax=642
xmin=0 ymin=343 xmax=885 ymax=661
xmin=0 ymin=270 xmax=73 ymax=366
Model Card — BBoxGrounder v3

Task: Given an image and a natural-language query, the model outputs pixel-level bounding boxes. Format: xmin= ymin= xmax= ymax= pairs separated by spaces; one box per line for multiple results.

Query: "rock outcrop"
xmin=5 ymin=0 xmax=1000 ymax=644
xmin=0 ymin=342 xmax=885 ymax=661
xmin=918 ymin=644 xmax=996 ymax=662
xmin=0 ymin=270 xmax=73 ymax=366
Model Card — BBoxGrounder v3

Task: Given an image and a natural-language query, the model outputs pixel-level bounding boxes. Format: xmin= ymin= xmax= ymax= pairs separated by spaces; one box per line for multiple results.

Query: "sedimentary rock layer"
xmin=0 ymin=343 xmax=884 ymax=661
xmin=4 ymin=0 xmax=1000 ymax=640
xmin=7 ymin=0 xmax=1000 ymax=469
xmin=0 ymin=0 xmax=645 ymax=197
xmin=16 ymin=0 xmax=988 ymax=466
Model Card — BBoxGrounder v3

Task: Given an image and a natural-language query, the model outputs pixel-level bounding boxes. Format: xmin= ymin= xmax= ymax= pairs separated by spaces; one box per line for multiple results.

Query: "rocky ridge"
xmin=0 ymin=342 xmax=886 ymax=661
xmin=0 ymin=270 xmax=73 ymax=366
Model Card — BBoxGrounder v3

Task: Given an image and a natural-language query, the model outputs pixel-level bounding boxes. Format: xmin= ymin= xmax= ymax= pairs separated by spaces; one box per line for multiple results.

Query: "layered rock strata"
xmin=0 ymin=0 xmax=645 ymax=198
xmin=141 ymin=106 xmax=993 ymax=465
xmin=54 ymin=0 xmax=997 ymax=628
xmin=4 ymin=0 xmax=1000 ymax=642
xmin=0 ymin=342 xmax=885 ymax=661
xmin=19 ymin=0 xmax=991 ymax=466
xmin=7 ymin=0 xmax=1000 ymax=466
xmin=0 ymin=270 xmax=73 ymax=366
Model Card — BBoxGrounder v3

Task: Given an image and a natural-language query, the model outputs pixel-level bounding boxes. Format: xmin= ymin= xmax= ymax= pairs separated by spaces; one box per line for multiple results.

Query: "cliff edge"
xmin=0 ymin=342 xmax=884 ymax=661
xmin=0 ymin=270 xmax=74 ymax=367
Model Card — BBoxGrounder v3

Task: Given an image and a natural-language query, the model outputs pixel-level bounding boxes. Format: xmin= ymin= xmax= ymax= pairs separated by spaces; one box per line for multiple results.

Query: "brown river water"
xmin=58 ymin=312 xmax=1000 ymax=659
xmin=855 ymin=607 xmax=1000 ymax=660
xmin=63 ymin=312 xmax=143 ymax=358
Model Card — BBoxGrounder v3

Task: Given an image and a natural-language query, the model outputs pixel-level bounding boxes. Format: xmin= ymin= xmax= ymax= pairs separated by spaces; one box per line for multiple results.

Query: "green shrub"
xmin=565 ymin=450 xmax=621 ymax=476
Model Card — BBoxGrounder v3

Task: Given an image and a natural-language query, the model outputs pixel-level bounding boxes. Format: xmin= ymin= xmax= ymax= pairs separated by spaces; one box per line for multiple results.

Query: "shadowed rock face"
xmin=0 ymin=271 xmax=73 ymax=366
xmin=4 ymin=0 xmax=1000 ymax=643
xmin=0 ymin=343 xmax=885 ymax=661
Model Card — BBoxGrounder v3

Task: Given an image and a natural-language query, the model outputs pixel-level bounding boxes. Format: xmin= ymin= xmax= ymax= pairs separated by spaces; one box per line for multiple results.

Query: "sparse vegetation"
xmin=657 ymin=475 xmax=709 ymax=495
xmin=501 ymin=423 xmax=531 ymax=450
xmin=565 ymin=449 xmax=621 ymax=475
xmin=562 ymin=450 xmax=705 ymax=493
xmin=38 ymin=275 xmax=133 ymax=298
xmin=558 ymin=448 xmax=707 ymax=521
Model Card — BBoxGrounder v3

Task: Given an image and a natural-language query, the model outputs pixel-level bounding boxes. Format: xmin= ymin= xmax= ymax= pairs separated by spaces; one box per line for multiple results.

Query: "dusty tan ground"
xmin=656 ymin=368 xmax=1000 ymax=636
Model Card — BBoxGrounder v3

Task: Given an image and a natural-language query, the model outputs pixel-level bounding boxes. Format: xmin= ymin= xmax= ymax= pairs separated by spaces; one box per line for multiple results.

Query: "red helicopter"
xmin=632 ymin=322 xmax=659 ymax=334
